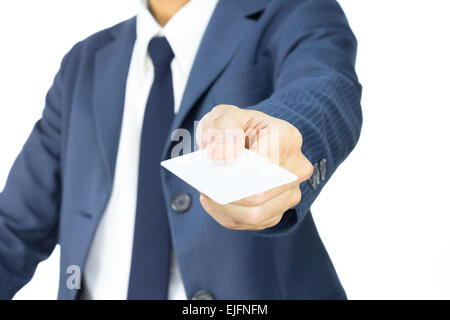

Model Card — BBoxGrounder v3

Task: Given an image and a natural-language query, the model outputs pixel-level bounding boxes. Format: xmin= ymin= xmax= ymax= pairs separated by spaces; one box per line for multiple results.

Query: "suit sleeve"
xmin=0 ymin=53 xmax=68 ymax=298
xmin=248 ymin=0 xmax=363 ymax=237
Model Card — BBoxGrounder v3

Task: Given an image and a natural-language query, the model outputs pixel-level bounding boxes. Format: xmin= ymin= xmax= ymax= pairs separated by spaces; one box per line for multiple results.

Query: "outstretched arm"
xmin=197 ymin=0 xmax=362 ymax=236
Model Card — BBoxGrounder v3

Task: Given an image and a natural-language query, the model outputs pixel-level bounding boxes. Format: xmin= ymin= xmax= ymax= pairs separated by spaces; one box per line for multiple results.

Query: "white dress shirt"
xmin=82 ymin=0 xmax=219 ymax=300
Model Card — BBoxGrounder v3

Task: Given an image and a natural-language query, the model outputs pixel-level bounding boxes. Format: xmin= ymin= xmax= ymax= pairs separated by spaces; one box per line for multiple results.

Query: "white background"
xmin=0 ymin=0 xmax=449 ymax=299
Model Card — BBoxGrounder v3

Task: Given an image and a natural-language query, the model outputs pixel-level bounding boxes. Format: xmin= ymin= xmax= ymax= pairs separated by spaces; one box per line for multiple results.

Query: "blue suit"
xmin=0 ymin=0 xmax=362 ymax=299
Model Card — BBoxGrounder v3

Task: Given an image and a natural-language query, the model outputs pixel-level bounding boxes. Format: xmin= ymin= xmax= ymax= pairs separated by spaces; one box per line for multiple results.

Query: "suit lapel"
xmin=93 ymin=18 xmax=137 ymax=180
xmin=91 ymin=0 xmax=269 ymax=170
xmin=168 ymin=0 xmax=269 ymax=139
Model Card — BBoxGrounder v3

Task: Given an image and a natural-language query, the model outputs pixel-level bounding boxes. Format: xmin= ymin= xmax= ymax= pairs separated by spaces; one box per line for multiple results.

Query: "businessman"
xmin=0 ymin=0 xmax=362 ymax=299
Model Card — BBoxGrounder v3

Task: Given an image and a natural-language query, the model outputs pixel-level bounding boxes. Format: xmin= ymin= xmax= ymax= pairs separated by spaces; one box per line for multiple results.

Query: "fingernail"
xmin=213 ymin=135 xmax=235 ymax=144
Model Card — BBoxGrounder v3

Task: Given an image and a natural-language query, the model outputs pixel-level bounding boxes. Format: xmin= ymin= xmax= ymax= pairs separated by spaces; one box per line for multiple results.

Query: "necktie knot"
xmin=148 ymin=36 xmax=174 ymax=69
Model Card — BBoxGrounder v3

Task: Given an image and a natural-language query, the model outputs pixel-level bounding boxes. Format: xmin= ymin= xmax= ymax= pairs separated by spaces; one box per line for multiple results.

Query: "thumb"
xmin=197 ymin=105 xmax=247 ymax=161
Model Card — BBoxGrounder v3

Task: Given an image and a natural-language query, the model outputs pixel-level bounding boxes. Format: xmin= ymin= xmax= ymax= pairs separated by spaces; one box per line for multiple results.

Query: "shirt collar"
xmin=136 ymin=0 xmax=219 ymax=76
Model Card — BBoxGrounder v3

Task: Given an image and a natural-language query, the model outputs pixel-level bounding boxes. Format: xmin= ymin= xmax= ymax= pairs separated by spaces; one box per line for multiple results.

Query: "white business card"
xmin=161 ymin=149 xmax=297 ymax=205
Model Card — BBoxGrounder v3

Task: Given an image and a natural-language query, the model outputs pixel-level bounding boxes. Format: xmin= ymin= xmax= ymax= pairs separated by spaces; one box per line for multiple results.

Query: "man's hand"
xmin=196 ymin=105 xmax=313 ymax=231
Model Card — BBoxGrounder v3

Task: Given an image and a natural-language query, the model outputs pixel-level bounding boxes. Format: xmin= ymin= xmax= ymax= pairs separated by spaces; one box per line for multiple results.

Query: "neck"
xmin=148 ymin=0 xmax=190 ymax=26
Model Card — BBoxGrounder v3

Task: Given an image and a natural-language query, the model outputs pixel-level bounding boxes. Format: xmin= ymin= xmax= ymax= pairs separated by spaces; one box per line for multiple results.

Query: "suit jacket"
xmin=0 ymin=0 xmax=362 ymax=299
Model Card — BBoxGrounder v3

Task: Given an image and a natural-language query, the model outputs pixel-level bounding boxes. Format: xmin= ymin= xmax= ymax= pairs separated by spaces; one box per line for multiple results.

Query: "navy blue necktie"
xmin=127 ymin=37 xmax=174 ymax=299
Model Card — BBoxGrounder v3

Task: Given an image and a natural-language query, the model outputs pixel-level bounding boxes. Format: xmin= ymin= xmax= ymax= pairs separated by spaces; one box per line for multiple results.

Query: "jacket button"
xmin=308 ymin=163 xmax=320 ymax=189
xmin=192 ymin=290 xmax=214 ymax=300
xmin=319 ymin=158 xmax=327 ymax=181
xmin=171 ymin=193 xmax=191 ymax=212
